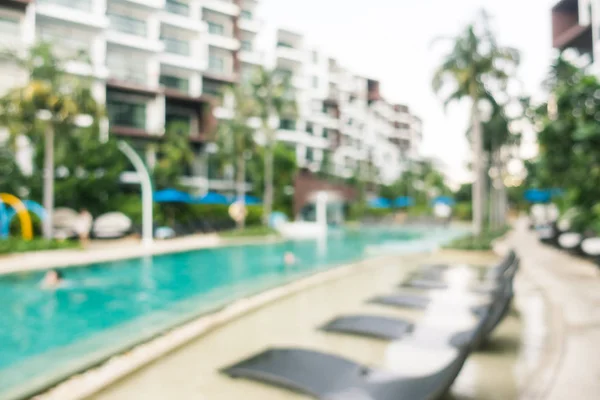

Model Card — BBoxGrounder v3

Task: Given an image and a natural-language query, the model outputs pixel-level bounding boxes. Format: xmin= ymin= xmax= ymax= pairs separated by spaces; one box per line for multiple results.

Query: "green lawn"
xmin=219 ymin=226 xmax=279 ymax=238
xmin=445 ymin=226 xmax=511 ymax=251
xmin=0 ymin=238 xmax=80 ymax=255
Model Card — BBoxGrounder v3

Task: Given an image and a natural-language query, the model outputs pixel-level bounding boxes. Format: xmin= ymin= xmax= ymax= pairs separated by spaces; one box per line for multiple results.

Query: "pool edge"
xmin=18 ymin=254 xmax=395 ymax=400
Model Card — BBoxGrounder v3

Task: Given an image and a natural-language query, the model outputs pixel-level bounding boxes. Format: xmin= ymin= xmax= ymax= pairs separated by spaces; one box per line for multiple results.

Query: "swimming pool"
xmin=0 ymin=226 xmax=465 ymax=399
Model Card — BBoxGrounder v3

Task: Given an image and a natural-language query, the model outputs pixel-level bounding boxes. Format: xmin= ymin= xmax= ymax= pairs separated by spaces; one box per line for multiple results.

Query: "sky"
xmin=257 ymin=0 xmax=558 ymax=185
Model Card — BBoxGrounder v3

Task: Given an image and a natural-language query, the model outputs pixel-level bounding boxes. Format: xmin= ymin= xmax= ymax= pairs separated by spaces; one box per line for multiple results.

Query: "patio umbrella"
xmin=431 ymin=196 xmax=456 ymax=207
xmin=524 ymin=189 xmax=552 ymax=204
xmin=394 ymin=196 xmax=415 ymax=208
xmin=231 ymin=195 xmax=262 ymax=205
xmin=197 ymin=191 xmax=230 ymax=205
xmin=368 ymin=197 xmax=391 ymax=209
xmin=154 ymin=188 xmax=193 ymax=203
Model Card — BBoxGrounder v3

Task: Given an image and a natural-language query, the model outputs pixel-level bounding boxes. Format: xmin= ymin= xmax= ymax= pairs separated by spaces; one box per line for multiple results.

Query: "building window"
xmin=312 ymin=76 xmax=318 ymax=89
xmin=277 ymin=41 xmax=293 ymax=48
xmin=347 ymin=118 xmax=353 ymax=126
xmin=312 ymin=51 xmax=318 ymax=64
xmin=323 ymin=128 xmax=329 ymax=139
xmin=241 ymin=40 xmax=252 ymax=51
xmin=240 ymin=9 xmax=252 ymax=19
xmin=208 ymin=21 xmax=225 ymax=35
xmin=203 ymin=80 xmax=223 ymax=97
xmin=279 ymin=119 xmax=296 ymax=130
xmin=0 ymin=15 xmax=20 ymax=36
xmin=160 ymin=75 xmax=189 ymax=92
xmin=306 ymin=147 xmax=314 ymax=162
xmin=208 ymin=54 xmax=225 ymax=72
xmin=306 ymin=122 xmax=314 ymax=134
xmin=106 ymin=97 xmax=146 ymax=130
xmin=162 ymin=36 xmax=190 ymax=55
xmin=165 ymin=0 xmax=189 ymax=16
xmin=108 ymin=13 xmax=146 ymax=36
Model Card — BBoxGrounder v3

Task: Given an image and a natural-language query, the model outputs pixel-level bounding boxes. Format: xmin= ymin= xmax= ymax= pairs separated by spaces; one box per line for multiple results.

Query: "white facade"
xmin=259 ymin=28 xmax=422 ymax=185
xmin=1 ymin=1 xmax=422 ymax=191
xmin=0 ymin=0 xmax=262 ymax=194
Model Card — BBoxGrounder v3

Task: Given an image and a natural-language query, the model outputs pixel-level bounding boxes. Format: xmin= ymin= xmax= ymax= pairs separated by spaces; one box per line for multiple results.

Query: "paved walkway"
xmin=499 ymin=219 xmax=600 ymax=400
xmin=0 ymin=234 xmax=282 ymax=276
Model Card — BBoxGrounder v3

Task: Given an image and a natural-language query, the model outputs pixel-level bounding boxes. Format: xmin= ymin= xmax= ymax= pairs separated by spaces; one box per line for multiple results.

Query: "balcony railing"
xmin=162 ymin=37 xmax=190 ymax=56
xmin=0 ymin=16 xmax=19 ymax=37
xmin=108 ymin=14 xmax=146 ymax=36
xmin=160 ymin=75 xmax=189 ymax=92
xmin=39 ymin=33 xmax=89 ymax=58
xmin=38 ymin=0 xmax=92 ymax=12
xmin=109 ymin=68 xmax=147 ymax=85
xmin=165 ymin=0 xmax=190 ymax=16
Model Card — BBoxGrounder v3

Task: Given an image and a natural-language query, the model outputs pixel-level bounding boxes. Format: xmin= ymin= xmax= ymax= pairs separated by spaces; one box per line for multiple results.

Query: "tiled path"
xmin=500 ymin=219 xmax=600 ymax=400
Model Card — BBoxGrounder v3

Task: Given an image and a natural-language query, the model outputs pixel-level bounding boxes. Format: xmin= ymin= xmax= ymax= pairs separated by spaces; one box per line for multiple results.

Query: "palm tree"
xmin=215 ymin=85 xmax=257 ymax=229
xmin=0 ymin=42 xmax=102 ymax=239
xmin=432 ymin=10 xmax=519 ymax=235
xmin=249 ymin=67 xmax=297 ymax=224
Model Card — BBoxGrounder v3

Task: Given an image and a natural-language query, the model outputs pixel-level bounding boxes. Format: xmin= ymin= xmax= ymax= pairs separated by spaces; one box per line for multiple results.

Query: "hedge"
xmin=0 ymin=238 xmax=80 ymax=255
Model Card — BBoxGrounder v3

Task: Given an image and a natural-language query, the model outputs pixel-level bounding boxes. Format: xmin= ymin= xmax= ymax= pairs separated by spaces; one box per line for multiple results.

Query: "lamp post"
xmin=118 ymin=141 xmax=154 ymax=248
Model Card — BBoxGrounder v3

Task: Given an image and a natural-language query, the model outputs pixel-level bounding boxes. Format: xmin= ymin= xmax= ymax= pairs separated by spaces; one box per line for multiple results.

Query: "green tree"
xmin=247 ymin=143 xmax=297 ymax=218
xmin=0 ymin=42 xmax=103 ymax=238
xmin=27 ymin=125 xmax=126 ymax=216
xmin=215 ymin=84 xmax=258 ymax=229
xmin=531 ymin=58 xmax=600 ymax=233
xmin=249 ymin=67 xmax=297 ymax=223
xmin=432 ymin=10 xmax=520 ymax=235
xmin=153 ymin=121 xmax=195 ymax=190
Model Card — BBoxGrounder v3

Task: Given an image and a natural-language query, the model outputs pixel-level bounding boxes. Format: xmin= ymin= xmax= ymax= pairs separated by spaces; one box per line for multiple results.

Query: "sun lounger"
xmin=222 ymin=346 xmax=470 ymax=400
xmin=319 ymin=315 xmax=414 ymax=340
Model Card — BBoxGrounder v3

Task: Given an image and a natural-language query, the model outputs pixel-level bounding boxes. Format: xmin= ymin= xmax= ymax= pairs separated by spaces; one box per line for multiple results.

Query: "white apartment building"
xmin=552 ymin=0 xmax=600 ymax=74
xmin=262 ymin=28 xmax=422 ymax=185
xmin=0 ymin=1 xmax=421 ymax=193
xmin=0 ymin=0 xmax=262 ymax=194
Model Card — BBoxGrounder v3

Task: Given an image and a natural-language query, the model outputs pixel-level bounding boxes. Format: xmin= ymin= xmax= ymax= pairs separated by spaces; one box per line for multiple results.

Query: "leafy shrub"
xmin=454 ymin=202 xmax=472 ymax=221
xmin=0 ymin=238 xmax=80 ymax=255
xmin=445 ymin=226 xmax=510 ymax=251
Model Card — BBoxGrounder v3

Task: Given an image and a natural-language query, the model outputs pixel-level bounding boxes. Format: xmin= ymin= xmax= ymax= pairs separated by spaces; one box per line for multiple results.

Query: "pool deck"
xmin=499 ymin=219 xmax=600 ymax=400
xmin=14 ymin=220 xmax=600 ymax=399
xmin=0 ymin=234 xmax=283 ymax=276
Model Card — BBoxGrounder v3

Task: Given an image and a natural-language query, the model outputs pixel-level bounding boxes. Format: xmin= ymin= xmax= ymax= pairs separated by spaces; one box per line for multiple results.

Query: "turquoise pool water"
xmin=0 ymin=226 xmax=465 ymax=398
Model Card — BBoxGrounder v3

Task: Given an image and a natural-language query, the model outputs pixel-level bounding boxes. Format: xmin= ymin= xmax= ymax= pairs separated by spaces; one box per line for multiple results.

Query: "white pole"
xmin=118 ymin=141 xmax=153 ymax=248
xmin=42 ymin=123 xmax=54 ymax=240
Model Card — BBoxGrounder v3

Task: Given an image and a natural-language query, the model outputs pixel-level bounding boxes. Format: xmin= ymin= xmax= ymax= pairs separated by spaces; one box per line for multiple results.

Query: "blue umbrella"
xmin=394 ymin=196 xmax=415 ymax=208
xmin=432 ymin=196 xmax=456 ymax=207
xmin=154 ymin=188 xmax=193 ymax=203
xmin=524 ymin=189 xmax=552 ymax=204
xmin=368 ymin=197 xmax=391 ymax=209
xmin=230 ymin=195 xmax=262 ymax=205
xmin=197 ymin=191 xmax=230 ymax=205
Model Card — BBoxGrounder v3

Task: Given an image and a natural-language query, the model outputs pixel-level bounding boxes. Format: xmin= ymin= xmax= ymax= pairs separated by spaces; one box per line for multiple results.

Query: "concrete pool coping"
xmin=0 ymin=233 xmax=284 ymax=276
xmin=26 ymin=254 xmax=396 ymax=400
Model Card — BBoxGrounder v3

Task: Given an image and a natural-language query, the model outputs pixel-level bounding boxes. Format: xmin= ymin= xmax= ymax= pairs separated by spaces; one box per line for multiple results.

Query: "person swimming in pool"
xmin=40 ymin=269 xmax=65 ymax=289
xmin=284 ymin=252 xmax=297 ymax=267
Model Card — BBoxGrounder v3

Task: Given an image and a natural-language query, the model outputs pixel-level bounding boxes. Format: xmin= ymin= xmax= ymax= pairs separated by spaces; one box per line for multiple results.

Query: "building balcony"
xmin=276 ymin=129 xmax=329 ymax=149
xmin=36 ymin=0 xmax=109 ymax=29
xmin=107 ymin=69 xmax=161 ymax=95
xmin=239 ymin=50 xmax=262 ymax=65
xmin=121 ymin=0 xmax=164 ymax=9
xmin=238 ymin=18 xmax=260 ymax=33
xmin=107 ymin=15 xmax=164 ymax=52
xmin=1 ymin=0 xmax=32 ymax=11
xmin=160 ymin=38 xmax=203 ymax=70
xmin=276 ymin=45 xmax=304 ymax=64
xmin=202 ymin=0 xmax=240 ymax=17
xmin=552 ymin=0 xmax=593 ymax=52
xmin=206 ymin=33 xmax=239 ymax=51
xmin=0 ymin=15 xmax=23 ymax=51
xmin=160 ymin=1 xmax=204 ymax=33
